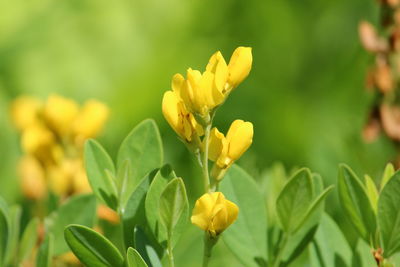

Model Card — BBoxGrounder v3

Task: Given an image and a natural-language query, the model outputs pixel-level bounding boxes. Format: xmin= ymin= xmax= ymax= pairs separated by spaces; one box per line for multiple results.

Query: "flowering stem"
xmin=202 ymin=123 xmax=212 ymax=193
xmin=202 ymin=233 xmax=218 ymax=267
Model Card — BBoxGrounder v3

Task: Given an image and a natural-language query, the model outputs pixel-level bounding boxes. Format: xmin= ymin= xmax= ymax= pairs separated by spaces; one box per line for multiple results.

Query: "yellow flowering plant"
xmin=2 ymin=48 xmax=338 ymax=267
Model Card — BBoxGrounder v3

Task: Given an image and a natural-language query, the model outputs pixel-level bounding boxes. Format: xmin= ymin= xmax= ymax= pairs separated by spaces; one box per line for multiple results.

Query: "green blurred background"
xmin=0 ymin=0 xmax=394 ymax=264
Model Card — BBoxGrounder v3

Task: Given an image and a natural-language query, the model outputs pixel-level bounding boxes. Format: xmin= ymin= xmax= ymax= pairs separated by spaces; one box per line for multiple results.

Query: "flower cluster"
xmin=162 ymin=46 xmax=253 ymax=237
xmin=11 ymin=94 xmax=109 ymax=199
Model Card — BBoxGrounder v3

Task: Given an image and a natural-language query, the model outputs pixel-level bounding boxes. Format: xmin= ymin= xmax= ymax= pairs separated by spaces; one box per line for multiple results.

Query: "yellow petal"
xmin=200 ymin=71 xmax=216 ymax=108
xmin=224 ymin=199 xmax=239 ymax=227
xmin=208 ymin=128 xmax=225 ymax=162
xmin=187 ymin=68 xmax=206 ymax=113
xmin=226 ymin=120 xmax=253 ymax=161
xmin=162 ymin=91 xmax=181 ymax=134
xmin=227 ymin=47 xmax=252 ymax=88
xmin=191 ymin=192 xmax=239 ymax=235
xmin=191 ymin=193 xmax=216 ymax=231
xmin=172 ymin=73 xmax=185 ymax=94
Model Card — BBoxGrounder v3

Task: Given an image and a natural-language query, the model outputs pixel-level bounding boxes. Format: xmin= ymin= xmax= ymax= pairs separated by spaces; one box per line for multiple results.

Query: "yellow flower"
xmin=208 ymin=120 xmax=253 ymax=169
xmin=227 ymin=47 xmax=253 ymax=89
xmin=21 ymin=124 xmax=55 ymax=155
xmin=18 ymin=156 xmax=47 ymax=200
xmin=191 ymin=192 xmax=239 ymax=237
xmin=44 ymin=95 xmax=79 ymax=135
xmin=162 ymin=83 xmax=203 ymax=142
xmin=179 ymin=67 xmax=227 ymax=117
xmin=10 ymin=96 xmax=42 ymax=131
xmin=73 ymin=99 xmax=109 ymax=145
xmin=173 ymin=47 xmax=252 ymax=118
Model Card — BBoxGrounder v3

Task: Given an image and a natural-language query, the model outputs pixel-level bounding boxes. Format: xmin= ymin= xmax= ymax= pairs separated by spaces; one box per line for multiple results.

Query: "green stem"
xmin=167 ymin=239 xmax=175 ymax=267
xmin=202 ymin=233 xmax=218 ymax=267
xmin=273 ymin=234 xmax=289 ymax=267
xmin=202 ymin=124 xmax=212 ymax=193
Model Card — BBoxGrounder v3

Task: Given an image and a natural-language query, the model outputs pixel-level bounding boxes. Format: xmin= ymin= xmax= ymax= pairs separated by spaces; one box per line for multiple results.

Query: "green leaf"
xmin=117 ymin=119 xmax=163 ymax=208
xmin=122 ymin=169 xmax=158 ymax=248
xmin=4 ymin=205 xmax=21 ymax=266
xmin=276 ymin=168 xmax=314 ymax=233
xmin=381 ymin=163 xmax=395 ymax=190
xmin=36 ymin=234 xmax=54 ymax=267
xmin=48 ymin=194 xmax=97 ymax=255
xmin=281 ymin=175 xmax=330 ymax=265
xmin=64 ymin=224 xmax=124 ymax=267
xmin=220 ymin=165 xmax=268 ymax=267
xmin=85 ymin=139 xmax=118 ymax=210
xmin=293 ymin=186 xmax=334 ymax=233
xmin=352 ymin=239 xmax=376 ymax=267
xmin=337 ymin=164 xmax=376 ymax=243
xmin=378 ymin=171 xmax=400 ymax=257
xmin=0 ymin=196 xmax=9 ymax=265
xmin=127 ymin=247 xmax=148 ymax=267
xmin=18 ymin=217 xmax=39 ymax=263
xmin=310 ymin=214 xmax=352 ymax=267
xmin=145 ymin=165 xmax=178 ymax=244
xmin=134 ymin=227 xmax=163 ymax=267
xmin=364 ymin=174 xmax=378 ymax=213
xmin=159 ymin=178 xmax=188 ymax=239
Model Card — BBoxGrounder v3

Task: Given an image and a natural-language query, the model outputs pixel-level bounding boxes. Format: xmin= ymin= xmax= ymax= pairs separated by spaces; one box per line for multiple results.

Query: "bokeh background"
xmin=0 ymin=0 xmax=393 ymax=264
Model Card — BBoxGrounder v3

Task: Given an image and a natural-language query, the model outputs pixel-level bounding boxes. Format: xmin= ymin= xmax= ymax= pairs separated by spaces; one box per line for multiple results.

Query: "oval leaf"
xmin=117 ymin=119 xmax=163 ymax=207
xmin=159 ymin=178 xmax=188 ymax=239
xmin=85 ymin=139 xmax=118 ymax=210
xmin=220 ymin=165 xmax=268 ymax=267
xmin=48 ymin=194 xmax=97 ymax=255
xmin=18 ymin=217 xmax=39 ymax=262
xmin=337 ymin=164 xmax=376 ymax=243
xmin=0 ymin=197 xmax=9 ymax=265
xmin=4 ymin=205 xmax=21 ymax=266
xmin=36 ymin=234 xmax=54 ymax=267
xmin=145 ymin=165 xmax=176 ymax=244
xmin=64 ymin=224 xmax=124 ymax=267
xmin=122 ymin=169 xmax=158 ymax=248
xmin=276 ymin=168 xmax=313 ymax=233
xmin=378 ymin=171 xmax=400 ymax=257
xmin=127 ymin=247 xmax=148 ymax=267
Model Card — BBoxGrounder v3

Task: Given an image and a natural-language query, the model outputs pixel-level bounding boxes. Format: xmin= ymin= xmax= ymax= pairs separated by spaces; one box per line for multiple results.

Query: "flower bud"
xmin=227 ymin=47 xmax=253 ymax=88
xmin=191 ymin=192 xmax=239 ymax=237
xmin=208 ymin=120 xmax=253 ymax=169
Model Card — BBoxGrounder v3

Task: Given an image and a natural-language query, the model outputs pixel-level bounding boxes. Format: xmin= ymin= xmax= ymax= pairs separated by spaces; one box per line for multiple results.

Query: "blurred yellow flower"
xmin=208 ymin=120 xmax=253 ymax=170
xmin=10 ymin=96 xmax=42 ymax=131
xmin=11 ymin=94 xmax=109 ymax=199
xmin=73 ymin=99 xmax=109 ymax=145
xmin=21 ymin=124 xmax=55 ymax=156
xmin=191 ymin=192 xmax=239 ymax=237
xmin=44 ymin=94 xmax=79 ymax=135
xmin=18 ymin=156 xmax=47 ymax=200
xmin=162 ymin=86 xmax=203 ymax=143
